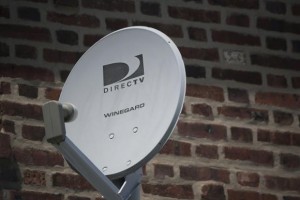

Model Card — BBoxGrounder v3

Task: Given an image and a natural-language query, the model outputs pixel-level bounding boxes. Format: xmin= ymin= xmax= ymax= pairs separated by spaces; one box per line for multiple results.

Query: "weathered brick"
xmin=202 ymin=184 xmax=225 ymax=200
xmin=178 ymin=121 xmax=227 ymax=141
xmin=0 ymin=24 xmax=51 ymax=42
xmin=53 ymin=173 xmax=95 ymax=190
xmin=251 ymin=53 xmax=300 ymax=71
xmin=82 ymin=0 xmax=135 ymax=13
xmin=168 ymin=6 xmax=220 ymax=23
xmin=0 ymin=82 xmax=11 ymax=94
xmin=187 ymin=27 xmax=207 ymax=41
xmin=266 ymin=1 xmax=286 ymax=14
xmin=228 ymin=189 xmax=277 ymax=200
xmin=9 ymin=191 xmax=63 ymax=200
xmin=231 ymin=127 xmax=253 ymax=143
xmin=0 ymin=63 xmax=54 ymax=82
xmin=273 ymin=111 xmax=293 ymax=126
xmin=105 ymin=18 xmax=128 ymax=31
xmin=45 ymin=88 xmax=61 ymax=100
xmin=185 ymin=65 xmax=206 ymax=78
xmin=18 ymin=84 xmax=38 ymax=99
xmin=280 ymin=153 xmax=300 ymax=169
xmin=142 ymin=183 xmax=194 ymax=199
xmin=154 ymin=164 xmax=174 ymax=179
xmin=228 ymin=88 xmax=249 ymax=103
xmin=83 ymin=34 xmax=103 ymax=47
xmin=212 ymin=68 xmax=262 ymax=85
xmin=43 ymin=48 xmax=82 ymax=64
xmin=22 ymin=124 xmax=45 ymax=141
xmin=236 ymin=171 xmax=260 ymax=187
xmin=0 ymin=134 xmax=11 ymax=158
xmin=257 ymin=17 xmax=300 ymax=35
xmin=218 ymin=106 xmax=269 ymax=122
xmin=186 ymin=84 xmax=224 ymax=102
xmin=0 ymin=158 xmax=21 ymax=187
xmin=1 ymin=101 xmax=43 ymax=120
xmin=133 ymin=21 xmax=183 ymax=38
xmin=17 ymin=7 xmax=40 ymax=21
xmin=23 ymin=169 xmax=46 ymax=186
xmin=13 ymin=147 xmax=64 ymax=167
xmin=15 ymin=44 xmax=37 ymax=59
xmin=0 ymin=42 xmax=9 ymax=57
xmin=180 ymin=166 xmax=230 ymax=183
xmin=266 ymin=37 xmax=287 ymax=51
xmin=224 ymin=146 xmax=274 ymax=166
xmin=56 ymin=30 xmax=78 ymax=45
xmin=2 ymin=120 xmax=15 ymax=134
xmin=191 ymin=103 xmax=213 ymax=119
xmin=255 ymin=92 xmax=300 ymax=109
xmin=141 ymin=1 xmax=161 ymax=16
xmin=47 ymin=12 xmax=100 ymax=28
xmin=180 ymin=47 xmax=219 ymax=61
xmin=257 ymin=129 xmax=300 ymax=146
xmin=208 ymin=0 xmax=259 ymax=9
xmin=267 ymin=74 xmax=287 ymax=88
xmin=292 ymin=77 xmax=300 ymax=88
xmin=265 ymin=175 xmax=300 ymax=192
xmin=226 ymin=13 xmax=250 ymax=27
xmin=160 ymin=139 xmax=191 ymax=156
xmin=212 ymin=30 xmax=261 ymax=46
xmin=195 ymin=144 xmax=218 ymax=159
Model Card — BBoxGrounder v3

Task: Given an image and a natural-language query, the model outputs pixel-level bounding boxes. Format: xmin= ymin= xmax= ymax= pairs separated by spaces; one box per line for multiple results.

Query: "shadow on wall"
xmin=0 ymin=157 xmax=22 ymax=190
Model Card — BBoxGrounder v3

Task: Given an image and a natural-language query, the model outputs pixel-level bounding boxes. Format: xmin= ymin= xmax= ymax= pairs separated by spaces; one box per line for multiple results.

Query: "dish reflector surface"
xmin=59 ymin=26 xmax=185 ymax=179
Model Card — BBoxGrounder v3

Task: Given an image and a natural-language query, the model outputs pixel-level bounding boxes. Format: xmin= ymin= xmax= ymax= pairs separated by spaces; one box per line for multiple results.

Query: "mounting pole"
xmin=42 ymin=101 xmax=141 ymax=200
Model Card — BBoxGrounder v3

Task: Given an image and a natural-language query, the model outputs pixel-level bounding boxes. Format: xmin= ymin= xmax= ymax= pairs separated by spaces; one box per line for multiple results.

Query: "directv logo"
xmin=103 ymin=54 xmax=144 ymax=93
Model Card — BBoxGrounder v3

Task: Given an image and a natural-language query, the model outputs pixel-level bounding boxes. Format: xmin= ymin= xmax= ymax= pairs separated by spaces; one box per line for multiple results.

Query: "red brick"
xmin=179 ymin=47 xmax=219 ymax=61
xmin=292 ymin=77 xmax=300 ymax=88
xmin=280 ymin=153 xmax=300 ymax=169
xmin=0 ymin=63 xmax=54 ymax=82
xmin=257 ymin=129 xmax=300 ymax=146
xmin=68 ymin=196 xmax=91 ymax=200
xmin=43 ymin=48 xmax=82 ymax=64
xmin=186 ymin=84 xmax=224 ymax=102
xmin=0 ymin=82 xmax=11 ymax=94
xmin=202 ymin=184 xmax=225 ymax=200
xmin=45 ymin=88 xmax=61 ymax=100
xmin=228 ymin=88 xmax=249 ymax=103
xmin=266 ymin=37 xmax=287 ymax=51
xmin=140 ymin=1 xmax=161 ymax=16
xmin=53 ymin=173 xmax=95 ymax=190
xmin=47 ymin=12 xmax=100 ymax=27
xmin=0 ymin=6 xmax=10 ymax=18
xmin=187 ymin=27 xmax=207 ymax=41
xmin=265 ymin=175 xmax=300 ymax=192
xmin=2 ymin=120 xmax=15 ymax=134
xmin=257 ymin=17 xmax=300 ymax=35
xmin=1 ymin=101 xmax=43 ymax=120
xmin=22 ymin=124 xmax=45 ymax=141
xmin=18 ymin=7 xmax=40 ymax=21
xmin=251 ymin=53 xmax=300 ymax=71
xmin=105 ymin=18 xmax=128 ymax=30
xmin=236 ymin=171 xmax=260 ymax=187
xmin=191 ymin=103 xmax=213 ymax=119
xmin=82 ymin=0 xmax=135 ymax=13
xmin=196 ymin=144 xmax=219 ymax=159
xmin=18 ymin=84 xmax=38 ymax=99
xmin=267 ymin=74 xmax=287 ymax=88
xmin=83 ymin=34 xmax=104 ymax=47
xmin=292 ymin=4 xmax=300 ymax=16
xmin=0 ymin=42 xmax=9 ymax=57
xmin=9 ymin=191 xmax=63 ymax=200
xmin=224 ymin=146 xmax=274 ymax=166
xmin=208 ymin=0 xmax=259 ymax=9
xmin=178 ymin=121 xmax=227 ymax=141
xmin=273 ymin=111 xmax=293 ymax=126
xmin=231 ymin=127 xmax=253 ymax=143
xmin=0 ymin=24 xmax=51 ymax=42
xmin=255 ymin=92 xmax=300 ymax=109
xmin=218 ymin=106 xmax=268 ymax=122
xmin=154 ymin=164 xmax=174 ymax=179
xmin=53 ymin=0 xmax=79 ymax=8
xmin=212 ymin=30 xmax=260 ymax=46
xmin=0 ymin=134 xmax=11 ymax=158
xmin=185 ymin=65 xmax=206 ymax=78
xmin=142 ymin=183 xmax=194 ymax=199
xmin=226 ymin=13 xmax=250 ymax=27
xmin=60 ymin=70 xmax=70 ymax=82
xmin=15 ymin=44 xmax=37 ymax=59
xmin=133 ymin=21 xmax=183 ymax=38
xmin=180 ymin=166 xmax=230 ymax=183
xmin=228 ymin=189 xmax=277 ymax=200
xmin=212 ymin=68 xmax=262 ymax=85
xmin=266 ymin=1 xmax=286 ymax=14
xmin=23 ymin=169 xmax=46 ymax=186
xmin=168 ymin=6 xmax=220 ymax=23
xmin=56 ymin=30 xmax=78 ymax=45
xmin=13 ymin=147 xmax=64 ymax=167
xmin=284 ymin=196 xmax=300 ymax=200
xmin=160 ymin=139 xmax=191 ymax=156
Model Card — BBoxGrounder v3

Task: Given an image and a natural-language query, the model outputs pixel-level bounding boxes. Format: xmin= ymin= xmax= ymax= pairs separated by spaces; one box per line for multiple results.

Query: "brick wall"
xmin=1 ymin=0 xmax=300 ymax=199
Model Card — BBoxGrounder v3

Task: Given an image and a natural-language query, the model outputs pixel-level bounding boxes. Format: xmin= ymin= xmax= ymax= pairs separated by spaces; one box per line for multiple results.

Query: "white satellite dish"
xmin=43 ymin=26 xmax=186 ymax=200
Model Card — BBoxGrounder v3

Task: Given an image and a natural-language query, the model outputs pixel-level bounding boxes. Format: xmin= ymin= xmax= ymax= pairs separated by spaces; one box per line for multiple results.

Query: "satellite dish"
xmin=43 ymin=26 xmax=186 ymax=200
